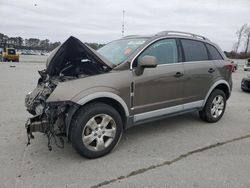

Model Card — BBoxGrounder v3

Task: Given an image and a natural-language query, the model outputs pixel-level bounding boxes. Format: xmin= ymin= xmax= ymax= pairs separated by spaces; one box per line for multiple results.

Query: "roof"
xmin=122 ymin=30 xmax=210 ymax=42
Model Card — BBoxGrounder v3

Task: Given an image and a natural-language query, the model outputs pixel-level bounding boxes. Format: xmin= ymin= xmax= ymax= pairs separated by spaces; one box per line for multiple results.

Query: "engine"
xmin=25 ymin=78 xmax=57 ymax=116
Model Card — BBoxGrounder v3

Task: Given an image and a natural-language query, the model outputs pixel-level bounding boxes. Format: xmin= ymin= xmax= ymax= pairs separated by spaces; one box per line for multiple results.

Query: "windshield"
xmin=97 ymin=38 xmax=147 ymax=65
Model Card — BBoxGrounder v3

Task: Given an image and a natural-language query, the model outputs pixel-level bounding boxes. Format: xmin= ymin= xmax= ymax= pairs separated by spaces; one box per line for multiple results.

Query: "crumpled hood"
xmin=45 ymin=36 xmax=113 ymax=76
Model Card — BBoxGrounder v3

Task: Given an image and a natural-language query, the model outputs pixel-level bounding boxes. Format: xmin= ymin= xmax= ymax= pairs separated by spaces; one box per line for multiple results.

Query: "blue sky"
xmin=0 ymin=0 xmax=250 ymax=51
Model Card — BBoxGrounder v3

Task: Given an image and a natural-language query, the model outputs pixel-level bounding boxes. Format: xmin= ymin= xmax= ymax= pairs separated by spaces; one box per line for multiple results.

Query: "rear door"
xmin=181 ymin=39 xmax=216 ymax=108
xmin=132 ymin=38 xmax=184 ymax=118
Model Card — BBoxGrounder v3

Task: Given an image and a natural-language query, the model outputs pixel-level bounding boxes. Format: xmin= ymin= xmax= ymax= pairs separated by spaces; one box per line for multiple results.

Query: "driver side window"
xmin=136 ymin=39 xmax=178 ymax=66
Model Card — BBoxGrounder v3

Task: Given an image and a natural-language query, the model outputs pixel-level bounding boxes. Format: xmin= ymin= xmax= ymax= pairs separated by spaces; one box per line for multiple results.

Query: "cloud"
xmin=0 ymin=0 xmax=250 ymax=50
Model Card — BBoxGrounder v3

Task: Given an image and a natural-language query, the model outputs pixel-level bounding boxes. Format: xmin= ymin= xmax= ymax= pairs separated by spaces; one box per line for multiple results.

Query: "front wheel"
xmin=199 ymin=89 xmax=226 ymax=123
xmin=70 ymin=103 xmax=123 ymax=158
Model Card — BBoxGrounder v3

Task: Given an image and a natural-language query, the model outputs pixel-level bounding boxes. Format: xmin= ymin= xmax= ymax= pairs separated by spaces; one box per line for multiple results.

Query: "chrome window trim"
xmin=182 ymin=60 xmax=225 ymax=64
xmin=129 ymin=36 xmax=225 ymax=70
xmin=76 ymin=92 xmax=130 ymax=116
xmin=157 ymin=62 xmax=183 ymax=67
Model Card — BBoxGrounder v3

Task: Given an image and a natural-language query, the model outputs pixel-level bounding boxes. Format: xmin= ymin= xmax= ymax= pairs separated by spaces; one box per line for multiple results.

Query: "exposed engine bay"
xmin=25 ymin=36 xmax=112 ymax=150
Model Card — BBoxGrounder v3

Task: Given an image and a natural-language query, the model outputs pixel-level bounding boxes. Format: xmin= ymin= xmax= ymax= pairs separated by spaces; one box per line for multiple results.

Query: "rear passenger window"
xmin=181 ymin=39 xmax=208 ymax=62
xmin=206 ymin=44 xmax=223 ymax=60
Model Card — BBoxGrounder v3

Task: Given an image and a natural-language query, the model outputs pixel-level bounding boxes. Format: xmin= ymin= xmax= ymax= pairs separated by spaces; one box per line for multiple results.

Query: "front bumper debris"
xmin=25 ymin=115 xmax=49 ymax=146
xmin=25 ymin=115 xmax=49 ymax=133
xmin=25 ymin=104 xmax=67 ymax=150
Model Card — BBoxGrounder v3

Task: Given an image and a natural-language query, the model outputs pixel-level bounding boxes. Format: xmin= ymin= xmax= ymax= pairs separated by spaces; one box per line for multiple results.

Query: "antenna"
xmin=122 ymin=10 xmax=125 ymax=36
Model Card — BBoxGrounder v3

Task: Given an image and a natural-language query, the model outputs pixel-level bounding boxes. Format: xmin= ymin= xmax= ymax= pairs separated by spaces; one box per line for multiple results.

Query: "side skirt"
xmin=125 ymin=100 xmax=204 ymax=129
xmin=126 ymin=108 xmax=199 ymax=129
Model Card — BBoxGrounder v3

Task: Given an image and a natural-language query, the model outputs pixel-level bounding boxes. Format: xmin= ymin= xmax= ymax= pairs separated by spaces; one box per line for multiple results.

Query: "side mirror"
xmin=135 ymin=55 xmax=157 ymax=75
xmin=139 ymin=55 xmax=157 ymax=68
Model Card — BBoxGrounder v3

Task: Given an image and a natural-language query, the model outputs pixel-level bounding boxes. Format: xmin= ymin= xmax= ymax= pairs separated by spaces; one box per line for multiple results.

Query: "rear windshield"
xmin=8 ymin=49 xmax=16 ymax=55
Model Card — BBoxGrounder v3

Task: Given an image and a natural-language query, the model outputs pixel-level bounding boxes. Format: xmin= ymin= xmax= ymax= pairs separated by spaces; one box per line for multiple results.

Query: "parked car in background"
xmin=244 ymin=59 xmax=250 ymax=71
xmin=230 ymin=60 xmax=238 ymax=72
xmin=2 ymin=48 xmax=19 ymax=62
xmin=241 ymin=74 xmax=250 ymax=92
xmin=25 ymin=31 xmax=233 ymax=158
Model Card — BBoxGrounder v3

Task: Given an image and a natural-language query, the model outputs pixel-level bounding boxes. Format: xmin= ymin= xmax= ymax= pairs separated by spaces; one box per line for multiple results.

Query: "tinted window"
xmin=138 ymin=39 xmax=178 ymax=65
xmin=181 ymin=39 xmax=208 ymax=62
xmin=206 ymin=44 xmax=223 ymax=60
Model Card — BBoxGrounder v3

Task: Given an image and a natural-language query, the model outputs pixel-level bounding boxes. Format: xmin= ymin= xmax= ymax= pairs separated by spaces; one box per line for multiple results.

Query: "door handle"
xmin=208 ymin=68 xmax=215 ymax=73
xmin=174 ymin=72 xmax=184 ymax=78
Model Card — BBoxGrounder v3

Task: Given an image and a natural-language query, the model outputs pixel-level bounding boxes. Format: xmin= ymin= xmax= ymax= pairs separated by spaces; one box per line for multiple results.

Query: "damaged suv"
xmin=25 ymin=31 xmax=233 ymax=158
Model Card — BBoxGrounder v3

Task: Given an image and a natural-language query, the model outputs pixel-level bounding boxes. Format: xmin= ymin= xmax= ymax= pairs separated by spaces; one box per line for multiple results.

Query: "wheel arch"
xmin=203 ymin=80 xmax=230 ymax=107
xmin=66 ymin=92 xmax=129 ymax=140
xmin=76 ymin=92 xmax=129 ymax=117
xmin=82 ymin=97 xmax=128 ymax=128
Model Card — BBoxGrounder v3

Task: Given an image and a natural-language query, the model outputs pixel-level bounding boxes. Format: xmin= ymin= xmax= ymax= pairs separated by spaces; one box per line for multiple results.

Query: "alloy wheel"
xmin=210 ymin=95 xmax=224 ymax=118
xmin=82 ymin=114 xmax=117 ymax=151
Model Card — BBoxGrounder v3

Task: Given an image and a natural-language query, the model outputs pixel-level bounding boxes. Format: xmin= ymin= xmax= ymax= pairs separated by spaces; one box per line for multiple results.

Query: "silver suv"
xmin=25 ymin=31 xmax=233 ymax=158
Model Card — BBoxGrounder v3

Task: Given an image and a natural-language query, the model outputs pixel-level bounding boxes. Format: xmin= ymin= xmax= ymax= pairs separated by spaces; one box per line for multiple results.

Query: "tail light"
xmin=226 ymin=64 xmax=233 ymax=73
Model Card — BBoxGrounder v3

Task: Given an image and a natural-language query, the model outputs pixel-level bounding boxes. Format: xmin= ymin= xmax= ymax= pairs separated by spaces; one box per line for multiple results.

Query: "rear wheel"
xmin=199 ymin=89 xmax=226 ymax=123
xmin=70 ymin=103 xmax=123 ymax=158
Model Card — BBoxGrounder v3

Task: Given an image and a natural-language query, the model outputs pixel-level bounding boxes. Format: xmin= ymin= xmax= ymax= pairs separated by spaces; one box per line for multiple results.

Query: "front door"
xmin=131 ymin=39 xmax=184 ymax=121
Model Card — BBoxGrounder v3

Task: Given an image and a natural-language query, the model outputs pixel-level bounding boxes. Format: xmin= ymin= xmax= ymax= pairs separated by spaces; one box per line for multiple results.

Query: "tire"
xmin=199 ymin=89 xmax=226 ymax=123
xmin=70 ymin=102 xmax=123 ymax=158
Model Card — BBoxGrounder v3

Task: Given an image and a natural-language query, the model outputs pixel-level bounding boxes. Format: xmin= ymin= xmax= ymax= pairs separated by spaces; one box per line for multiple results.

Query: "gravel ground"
xmin=0 ymin=61 xmax=249 ymax=188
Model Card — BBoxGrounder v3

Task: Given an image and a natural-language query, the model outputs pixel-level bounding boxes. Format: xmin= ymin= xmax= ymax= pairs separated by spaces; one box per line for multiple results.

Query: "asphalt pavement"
xmin=0 ymin=61 xmax=249 ymax=188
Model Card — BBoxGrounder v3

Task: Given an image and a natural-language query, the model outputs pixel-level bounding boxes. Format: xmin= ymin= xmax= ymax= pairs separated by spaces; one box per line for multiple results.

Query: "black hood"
xmin=45 ymin=36 xmax=113 ymax=76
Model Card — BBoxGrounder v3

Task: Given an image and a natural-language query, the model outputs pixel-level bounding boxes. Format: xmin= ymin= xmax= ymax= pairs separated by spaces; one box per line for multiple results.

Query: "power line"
xmin=122 ymin=10 xmax=125 ymax=36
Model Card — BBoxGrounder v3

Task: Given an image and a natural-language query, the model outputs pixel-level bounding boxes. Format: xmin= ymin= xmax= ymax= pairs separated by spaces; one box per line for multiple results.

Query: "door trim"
xmin=133 ymin=100 xmax=204 ymax=122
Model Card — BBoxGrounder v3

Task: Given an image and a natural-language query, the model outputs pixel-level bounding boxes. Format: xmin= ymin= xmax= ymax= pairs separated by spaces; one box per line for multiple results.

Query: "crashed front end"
xmin=24 ymin=36 xmax=112 ymax=149
xmin=25 ymin=72 xmax=70 ymax=149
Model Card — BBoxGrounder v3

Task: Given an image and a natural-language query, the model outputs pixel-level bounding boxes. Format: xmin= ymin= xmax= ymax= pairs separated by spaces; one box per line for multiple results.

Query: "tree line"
xmin=0 ymin=33 xmax=61 ymax=51
xmin=0 ymin=33 xmax=105 ymax=52
xmin=227 ymin=23 xmax=250 ymax=59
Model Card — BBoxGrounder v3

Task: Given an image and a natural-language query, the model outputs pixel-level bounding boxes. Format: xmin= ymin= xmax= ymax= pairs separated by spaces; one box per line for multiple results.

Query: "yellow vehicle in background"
xmin=1 ymin=48 xmax=19 ymax=62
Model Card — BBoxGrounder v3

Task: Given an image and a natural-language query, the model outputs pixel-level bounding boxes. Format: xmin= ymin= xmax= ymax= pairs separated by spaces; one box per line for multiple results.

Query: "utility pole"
xmin=122 ymin=10 xmax=125 ymax=36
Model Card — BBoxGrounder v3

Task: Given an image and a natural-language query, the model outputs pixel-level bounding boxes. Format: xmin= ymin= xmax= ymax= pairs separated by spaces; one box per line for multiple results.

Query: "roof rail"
xmin=122 ymin=35 xmax=141 ymax=38
xmin=155 ymin=31 xmax=209 ymax=41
